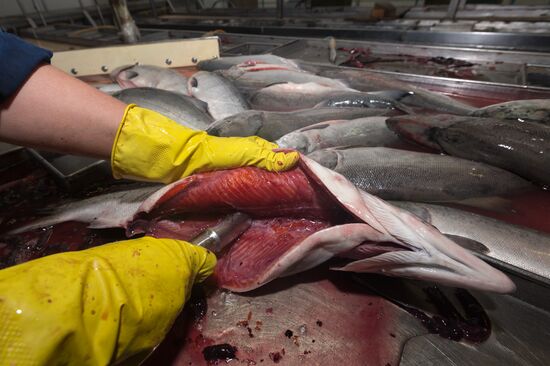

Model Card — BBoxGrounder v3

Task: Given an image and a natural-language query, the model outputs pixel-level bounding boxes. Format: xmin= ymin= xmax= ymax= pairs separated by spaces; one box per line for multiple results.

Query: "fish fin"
xmin=444 ymin=234 xmax=490 ymax=255
xmin=452 ymin=196 xmax=514 ymax=214
xmin=333 ymin=251 xmax=427 ymax=272
xmin=6 ymin=215 xmax=66 ymax=235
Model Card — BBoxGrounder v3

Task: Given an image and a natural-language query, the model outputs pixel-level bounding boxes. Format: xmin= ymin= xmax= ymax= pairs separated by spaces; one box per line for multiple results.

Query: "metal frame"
xmin=136 ymin=18 xmax=550 ymax=53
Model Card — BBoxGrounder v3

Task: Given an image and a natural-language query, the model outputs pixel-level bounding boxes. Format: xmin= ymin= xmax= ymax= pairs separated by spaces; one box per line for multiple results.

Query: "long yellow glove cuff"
xmin=111 ymin=105 xmax=299 ymax=183
xmin=0 ymin=237 xmax=216 ymax=366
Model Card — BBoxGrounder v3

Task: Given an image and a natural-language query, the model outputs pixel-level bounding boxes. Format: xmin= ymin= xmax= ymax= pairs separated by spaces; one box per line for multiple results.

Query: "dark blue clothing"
xmin=0 ymin=32 xmax=52 ymax=101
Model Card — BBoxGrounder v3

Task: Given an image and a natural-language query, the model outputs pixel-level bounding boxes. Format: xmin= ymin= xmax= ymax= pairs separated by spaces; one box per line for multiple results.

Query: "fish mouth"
xmin=109 ymin=64 xmax=135 ymax=80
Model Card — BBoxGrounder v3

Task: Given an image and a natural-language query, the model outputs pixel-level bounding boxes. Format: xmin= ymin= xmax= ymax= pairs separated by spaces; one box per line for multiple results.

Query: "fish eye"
xmin=190 ymin=78 xmax=198 ymax=88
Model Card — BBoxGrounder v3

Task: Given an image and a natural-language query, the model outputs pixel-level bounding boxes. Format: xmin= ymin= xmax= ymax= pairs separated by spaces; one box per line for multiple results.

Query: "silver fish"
xmin=197 ymin=54 xmax=300 ymax=71
xmin=110 ymin=65 xmax=189 ymax=95
xmin=311 ymin=68 xmax=476 ymax=115
xmin=276 ymin=117 xmax=400 ymax=154
xmin=95 ymin=83 xmax=123 ymax=94
xmin=220 ymin=67 xmax=349 ymax=93
xmin=249 ymin=82 xmax=411 ymax=112
xmin=207 ymin=107 xmax=397 ymax=141
xmin=470 ymin=99 xmax=550 ymax=125
xmin=315 ymin=91 xmax=414 ymax=114
xmin=393 ymin=201 xmax=550 ymax=281
xmin=308 ymin=147 xmax=533 ymax=202
xmin=112 ymin=88 xmax=213 ymax=130
xmin=386 ymin=114 xmax=475 ymax=151
xmin=249 ymin=82 xmax=355 ymax=111
xmin=188 ymin=71 xmax=249 ymax=120
xmin=434 ymin=118 xmax=550 ymax=186
xmin=8 ymin=186 xmax=161 ymax=234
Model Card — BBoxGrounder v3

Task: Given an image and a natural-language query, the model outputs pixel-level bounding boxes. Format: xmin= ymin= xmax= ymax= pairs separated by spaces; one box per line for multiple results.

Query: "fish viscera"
xmin=125 ymin=157 xmax=514 ymax=293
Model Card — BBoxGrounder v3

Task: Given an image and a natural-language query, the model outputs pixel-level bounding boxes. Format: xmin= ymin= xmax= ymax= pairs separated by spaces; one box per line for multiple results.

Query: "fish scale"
xmin=470 ymin=99 xmax=550 ymax=125
xmin=113 ymin=88 xmax=213 ymax=130
xmin=276 ymin=117 xmax=400 ymax=154
xmin=308 ymin=147 xmax=532 ymax=202
xmin=435 ymin=119 xmax=550 ymax=186
xmin=188 ymin=71 xmax=249 ymax=120
xmin=207 ymin=108 xmax=396 ymax=141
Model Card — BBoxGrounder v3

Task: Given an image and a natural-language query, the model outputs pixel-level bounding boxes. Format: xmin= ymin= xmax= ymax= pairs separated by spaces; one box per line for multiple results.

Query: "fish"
xmin=95 ymin=83 xmax=123 ymax=94
xmin=470 ymin=99 xmax=550 ymax=125
xmin=434 ymin=118 xmax=550 ymax=186
xmin=386 ymin=114 xmax=474 ymax=151
xmin=7 ymin=157 xmax=514 ymax=294
xmin=276 ymin=117 xmax=401 ymax=154
xmin=7 ymin=186 xmax=161 ymax=233
xmin=307 ymin=67 xmax=476 ymax=115
xmin=393 ymin=201 xmax=550 ymax=282
xmin=207 ymin=107 xmax=398 ymax=141
xmin=197 ymin=54 xmax=301 ymax=71
xmin=188 ymin=71 xmax=250 ymax=120
xmin=220 ymin=66 xmax=349 ymax=94
xmin=249 ymin=82 xmax=411 ymax=112
xmin=249 ymin=82 xmax=356 ymax=111
xmin=315 ymin=91 xmax=414 ymax=114
xmin=112 ymin=88 xmax=213 ymax=130
xmin=307 ymin=147 xmax=533 ymax=202
xmin=110 ymin=65 xmax=189 ymax=95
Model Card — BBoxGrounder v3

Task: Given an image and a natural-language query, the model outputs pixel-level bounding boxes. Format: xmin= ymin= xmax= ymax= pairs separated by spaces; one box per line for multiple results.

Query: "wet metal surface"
xmin=1 ymin=66 xmax=550 ymax=365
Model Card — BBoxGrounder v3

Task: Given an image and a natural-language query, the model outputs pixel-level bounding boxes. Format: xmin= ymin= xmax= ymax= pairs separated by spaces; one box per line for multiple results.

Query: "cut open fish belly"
xmin=128 ymin=156 xmax=515 ymax=294
xmin=7 ymin=157 xmax=514 ymax=294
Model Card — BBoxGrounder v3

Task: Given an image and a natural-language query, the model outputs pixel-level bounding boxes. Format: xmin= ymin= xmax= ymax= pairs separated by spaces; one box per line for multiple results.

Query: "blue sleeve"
xmin=0 ymin=32 xmax=53 ymax=101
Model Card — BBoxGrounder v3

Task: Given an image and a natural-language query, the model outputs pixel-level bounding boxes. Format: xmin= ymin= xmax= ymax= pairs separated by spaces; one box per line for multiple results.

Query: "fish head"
xmin=110 ymin=65 xmax=164 ymax=89
xmin=276 ymin=132 xmax=311 ymax=154
xmin=386 ymin=114 xmax=468 ymax=151
xmin=111 ymin=64 xmax=139 ymax=88
xmin=432 ymin=124 xmax=470 ymax=155
xmin=307 ymin=149 xmax=339 ymax=169
xmin=188 ymin=71 xmax=218 ymax=98
xmin=206 ymin=111 xmax=265 ymax=137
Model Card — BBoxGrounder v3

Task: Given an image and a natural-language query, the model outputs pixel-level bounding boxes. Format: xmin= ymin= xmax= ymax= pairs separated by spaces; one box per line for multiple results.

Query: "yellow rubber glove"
xmin=111 ymin=105 xmax=299 ymax=183
xmin=0 ymin=237 xmax=215 ymax=366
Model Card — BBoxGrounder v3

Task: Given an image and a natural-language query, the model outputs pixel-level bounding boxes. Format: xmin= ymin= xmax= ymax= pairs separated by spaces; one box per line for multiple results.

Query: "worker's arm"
xmin=0 ymin=237 xmax=216 ymax=365
xmin=0 ymin=33 xmax=298 ymax=180
xmin=0 ymin=63 xmax=125 ymax=158
xmin=0 ymin=32 xmax=124 ymax=158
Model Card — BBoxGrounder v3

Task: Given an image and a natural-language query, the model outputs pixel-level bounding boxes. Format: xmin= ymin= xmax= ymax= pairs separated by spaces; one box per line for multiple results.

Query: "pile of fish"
xmin=8 ymin=157 xmax=514 ymax=294
xmin=11 ymin=54 xmax=550 ymax=294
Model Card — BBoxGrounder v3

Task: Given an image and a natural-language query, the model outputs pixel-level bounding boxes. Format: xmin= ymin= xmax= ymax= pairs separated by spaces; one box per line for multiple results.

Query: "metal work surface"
xmin=137 ymin=16 xmax=550 ymax=52
xmin=141 ymin=269 xmax=550 ymax=365
xmin=25 ymin=23 xmax=550 ymax=88
xmin=270 ymin=38 xmax=550 ymax=87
